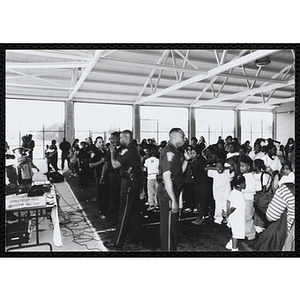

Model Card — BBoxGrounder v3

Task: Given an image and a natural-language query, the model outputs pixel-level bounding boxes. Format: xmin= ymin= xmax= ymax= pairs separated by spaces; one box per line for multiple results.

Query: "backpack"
xmin=254 ymin=172 xmax=276 ymax=214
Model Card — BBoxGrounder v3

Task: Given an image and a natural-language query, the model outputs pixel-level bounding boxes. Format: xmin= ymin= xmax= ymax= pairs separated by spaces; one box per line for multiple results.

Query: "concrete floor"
xmin=6 ymin=158 xmax=254 ymax=253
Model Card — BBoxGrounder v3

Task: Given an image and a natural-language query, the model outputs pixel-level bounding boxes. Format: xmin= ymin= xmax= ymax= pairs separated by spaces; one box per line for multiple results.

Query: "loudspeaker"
xmin=46 ymin=172 xmax=64 ymax=183
xmin=6 ymin=220 xmax=31 ymax=246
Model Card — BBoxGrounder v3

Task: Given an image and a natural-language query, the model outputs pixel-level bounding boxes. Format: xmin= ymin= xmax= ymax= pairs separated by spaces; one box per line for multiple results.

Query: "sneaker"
xmin=147 ymin=206 xmax=155 ymax=211
xmin=183 ymin=208 xmax=192 ymax=213
xmin=231 ymin=248 xmax=238 ymax=251
xmin=254 ymin=225 xmax=265 ymax=233
xmin=225 ymin=239 xmax=232 ymax=250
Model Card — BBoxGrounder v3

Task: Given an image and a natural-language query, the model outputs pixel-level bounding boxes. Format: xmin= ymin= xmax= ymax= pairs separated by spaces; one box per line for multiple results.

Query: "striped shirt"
xmin=266 ymin=185 xmax=295 ymax=234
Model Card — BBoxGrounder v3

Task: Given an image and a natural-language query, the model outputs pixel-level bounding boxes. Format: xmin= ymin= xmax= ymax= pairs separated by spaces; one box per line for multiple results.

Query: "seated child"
xmin=224 ymin=175 xmax=246 ymax=251
xmin=278 ymin=161 xmax=295 ymax=187
xmin=206 ymin=160 xmax=234 ymax=225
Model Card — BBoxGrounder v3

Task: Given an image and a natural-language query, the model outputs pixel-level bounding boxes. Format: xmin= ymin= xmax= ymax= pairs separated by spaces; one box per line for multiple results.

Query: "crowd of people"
xmin=5 ymin=130 xmax=295 ymax=252
xmin=56 ymin=130 xmax=295 ymax=252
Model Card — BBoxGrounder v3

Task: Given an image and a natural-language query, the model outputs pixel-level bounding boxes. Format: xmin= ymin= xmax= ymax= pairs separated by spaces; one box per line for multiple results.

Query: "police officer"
xmin=89 ymin=136 xmax=107 ymax=217
xmin=100 ymin=131 xmax=122 ymax=226
xmin=104 ymin=130 xmax=143 ymax=250
xmin=157 ymin=128 xmax=191 ymax=251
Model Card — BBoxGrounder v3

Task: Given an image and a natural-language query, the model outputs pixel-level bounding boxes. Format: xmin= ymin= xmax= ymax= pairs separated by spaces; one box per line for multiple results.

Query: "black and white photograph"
xmin=3 ymin=46 xmax=297 ymax=255
xmin=1 ymin=2 xmax=300 ymax=299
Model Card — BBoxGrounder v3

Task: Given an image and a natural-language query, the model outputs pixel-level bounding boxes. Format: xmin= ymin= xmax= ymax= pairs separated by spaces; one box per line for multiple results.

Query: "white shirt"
xmin=144 ymin=157 xmax=159 ymax=180
xmin=228 ymin=189 xmax=246 ymax=239
xmin=253 ymin=172 xmax=271 ymax=191
xmin=226 ymin=152 xmax=239 ymax=159
xmin=249 ymin=151 xmax=265 ymax=161
xmin=242 ymin=172 xmax=256 ymax=201
xmin=208 ymin=169 xmax=234 ymax=202
xmin=263 ymin=155 xmax=282 ymax=172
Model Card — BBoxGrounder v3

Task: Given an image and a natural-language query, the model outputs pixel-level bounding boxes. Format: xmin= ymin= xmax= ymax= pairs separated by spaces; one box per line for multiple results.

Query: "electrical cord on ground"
xmin=54 ymin=186 xmax=102 ymax=251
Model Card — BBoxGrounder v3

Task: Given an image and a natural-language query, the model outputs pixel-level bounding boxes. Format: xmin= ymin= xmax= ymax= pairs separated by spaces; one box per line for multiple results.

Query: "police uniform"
xmin=111 ymin=142 xmax=142 ymax=248
xmin=105 ymin=145 xmax=122 ymax=221
xmin=89 ymin=147 xmax=107 ymax=213
xmin=157 ymin=142 xmax=184 ymax=251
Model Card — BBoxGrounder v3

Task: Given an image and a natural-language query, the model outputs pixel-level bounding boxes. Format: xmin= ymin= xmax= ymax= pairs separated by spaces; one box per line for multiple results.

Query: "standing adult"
xmin=191 ymin=145 xmax=210 ymax=226
xmin=69 ymin=139 xmax=80 ymax=177
xmin=48 ymin=140 xmax=59 ymax=172
xmin=104 ymin=130 xmax=143 ymax=250
xmin=100 ymin=131 xmax=122 ymax=226
xmin=284 ymin=138 xmax=295 ymax=164
xmin=27 ymin=134 xmax=35 ymax=161
xmin=156 ymin=128 xmax=191 ymax=251
xmin=198 ymin=136 xmax=206 ymax=148
xmin=22 ymin=134 xmax=35 ymax=161
xmin=5 ymin=141 xmax=18 ymax=186
xmin=89 ymin=136 xmax=107 ymax=216
xmin=59 ymin=137 xmax=71 ymax=170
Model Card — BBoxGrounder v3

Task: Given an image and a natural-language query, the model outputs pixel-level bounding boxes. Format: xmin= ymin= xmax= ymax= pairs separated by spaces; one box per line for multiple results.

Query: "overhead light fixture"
xmin=255 ymin=56 xmax=271 ymax=67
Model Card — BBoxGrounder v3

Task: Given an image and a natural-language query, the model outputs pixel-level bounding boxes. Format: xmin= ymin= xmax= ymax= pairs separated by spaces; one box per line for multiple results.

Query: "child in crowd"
xmin=226 ymin=143 xmax=239 ymax=159
xmin=278 ymin=161 xmax=295 ymax=187
xmin=224 ymin=175 xmax=246 ymax=251
xmin=263 ymin=144 xmax=282 ymax=175
xmin=253 ymin=159 xmax=271 ymax=193
xmin=252 ymin=159 xmax=272 ymax=233
xmin=13 ymin=147 xmax=39 ymax=186
xmin=206 ymin=160 xmax=234 ymax=225
xmin=249 ymin=143 xmax=265 ymax=161
xmin=144 ymin=147 xmax=159 ymax=210
xmin=239 ymin=156 xmax=256 ymax=245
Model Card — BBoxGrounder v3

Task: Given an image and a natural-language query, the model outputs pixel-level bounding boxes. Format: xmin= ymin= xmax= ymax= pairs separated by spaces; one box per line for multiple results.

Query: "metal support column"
xmin=65 ymin=101 xmax=75 ymax=143
xmin=234 ymin=109 xmax=242 ymax=142
xmin=132 ymin=104 xmax=141 ymax=142
xmin=188 ymin=107 xmax=196 ymax=141
xmin=272 ymin=110 xmax=277 ymax=141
